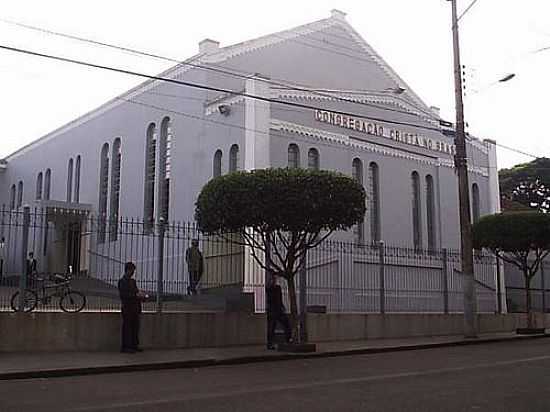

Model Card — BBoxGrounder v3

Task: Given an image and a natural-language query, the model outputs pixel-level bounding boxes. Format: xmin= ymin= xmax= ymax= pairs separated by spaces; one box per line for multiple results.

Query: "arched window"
xmin=17 ymin=181 xmax=23 ymax=208
xmin=411 ymin=171 xmax=422 ymax=249
xmin=67 ymin=158 xmax=74 ymax=202
xmin=143 ymin=123 xmax=156 ymax=232
xmin=426 ymin=175 xmax=436 ymax=250
xmin=109 ymin=138 xmax=122 ymax=241
xmin=369 ymin=162 xmax=381 ymax=243
xmin=213 ymin=149 xmax=222 ymax=178
xmin=44 ymin=169 xmax=51 ymax=200
xmin=288 ymin=144 xmax=300 ymax=169
xmin=36 ymin=172 xmax=43 ymax=200
xmin=352 ymin=158 xmax=364 ymax=243
xmin=74 ymin=156 xmax=81 ymax=203
xmin=9 ymin=184 xmax=16 ymax=210
xmin=229 ymin=144 xmax=239 ymax=173
xmin=98 ymin=143 xmax=110 ymax=244
xmin=308 ymin=148 xmax=320 ymax=170
xmin=158 ymin=117 xmax=172 ymax=222
xmin=472 ymin=183 xmax=480 ymax=224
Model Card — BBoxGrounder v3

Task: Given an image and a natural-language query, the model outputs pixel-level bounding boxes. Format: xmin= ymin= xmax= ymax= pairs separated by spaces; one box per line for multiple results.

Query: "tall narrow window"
xmin=352 ymin=158 xmax=364 ymax=244
xmin=9 ymin=184 xmax=16 ymax=209
xmin=411 ymin=171 xmax=422 ymax=249
xmin=109 ymin=138 xmax=122 ymax=241
xmin=44 ymin=169 xmax=51 ymax=200
xmin=213 ymin=149 xmax=222 ymax=178
xmin=369 ymin=162 xmax=381 ymax=243
xmin=472 ymin=183 xmax=480 ymax=224
xmin=36 ymin=172 xmax=43 ymax=200
xmin=158 ymin=117 xmax=172 ymax=222
xmin=67 ymin=158 xmax=74 ymax=202
xmin=426 ymin=175 xmax=436 ymax=250
xmin=17 ymin=181 xmax=23 ymax=208
xmin=308 ymin=148 xmax=320 ymax=170
xmin=74 ymin=156 xmax=81 ymax=203
xmin=229 ymin=144 xmax=239 ymax=173
xmin=98 ymin=143 xmax=110 ymax=244
xmin=288 ymin=144 xmax=300 ymax=169
xmin=143 ymin=123 xmax=156 ymax=233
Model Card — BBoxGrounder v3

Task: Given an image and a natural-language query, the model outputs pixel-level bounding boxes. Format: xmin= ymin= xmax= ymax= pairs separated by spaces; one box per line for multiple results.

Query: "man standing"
xmin=26 ymin=252 xmax=37 ymax=288
xmin=266 ymin=275 xmax=292 ymax=350
xmin=118 ymin=262 xmax=146 ymax=353
xmin=185 ymin=239 xmax=203 ymax=295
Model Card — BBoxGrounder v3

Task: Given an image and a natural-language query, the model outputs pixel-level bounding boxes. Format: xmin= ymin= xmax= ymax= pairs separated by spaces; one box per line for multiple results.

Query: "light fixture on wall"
xmin=218 ymin=104 xmax=231 ymax=116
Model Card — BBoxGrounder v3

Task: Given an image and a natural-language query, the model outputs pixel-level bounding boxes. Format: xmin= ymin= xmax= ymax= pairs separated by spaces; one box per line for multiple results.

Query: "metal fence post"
xmin=18 ymin=206 xmax=30 ymax=312
xmin=496 ymin=256 xmax=503 ymax=314
xmin=156 ymin=219 xmax=165 ymax=313
xmin=299 ymin=251 xmax=308 ymax=343
xmin=378 ymin=241 xmax=385 ymax=314
xmin=442 ymin=248 xmax=449 ymax=314
xmin=541 ymin=262 xmax=546 ymax=314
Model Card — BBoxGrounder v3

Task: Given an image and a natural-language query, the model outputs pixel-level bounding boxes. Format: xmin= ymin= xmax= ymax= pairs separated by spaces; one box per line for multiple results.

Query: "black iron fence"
xmin=0 ymin=206 xmax=504 ymax=314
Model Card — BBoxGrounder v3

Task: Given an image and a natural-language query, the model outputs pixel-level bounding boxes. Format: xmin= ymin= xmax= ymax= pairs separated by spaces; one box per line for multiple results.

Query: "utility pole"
xmin=450 ymin=0 xmax=477 ymax=337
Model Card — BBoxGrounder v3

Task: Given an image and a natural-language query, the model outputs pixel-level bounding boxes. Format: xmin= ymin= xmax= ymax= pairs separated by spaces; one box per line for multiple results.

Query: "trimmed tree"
xmin=195 ymin=168 xmax=366 ymax=341
xmin=472 ymin=212 xmax=550 ymax=329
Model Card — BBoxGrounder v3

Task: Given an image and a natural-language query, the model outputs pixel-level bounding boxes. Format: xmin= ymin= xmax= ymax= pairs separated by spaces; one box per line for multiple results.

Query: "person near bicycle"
xmin=118 ymin=261 xmax=147 ymax=353
xmin=26 ymin=252 xmax=38 ymax=288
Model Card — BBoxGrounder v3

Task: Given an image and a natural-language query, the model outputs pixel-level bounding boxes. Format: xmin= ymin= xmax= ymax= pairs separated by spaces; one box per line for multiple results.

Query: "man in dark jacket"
xmin=118 ymin=262 xmax=146 ymax=353
xmin=185 ymin=239 xmax=203 ymax=295
xmin=266 ymin=275 xmax=292 ymax=350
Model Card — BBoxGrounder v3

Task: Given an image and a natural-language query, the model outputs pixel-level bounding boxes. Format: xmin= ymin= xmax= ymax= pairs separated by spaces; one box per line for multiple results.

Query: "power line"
xmin=0 ymin=43 xmax=444 ymax=134
xmin=0 ymin=17 xmax=435 ymax=120
xmin=458 ymin=0 xmax=480 ymax=22
xmin=494 ymin=142 xmax=538 ymax=159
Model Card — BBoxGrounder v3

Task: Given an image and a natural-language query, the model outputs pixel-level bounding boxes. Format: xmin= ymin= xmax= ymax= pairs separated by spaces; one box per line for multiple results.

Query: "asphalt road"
xmin=2 ymin=339 xmax=550 ymax=412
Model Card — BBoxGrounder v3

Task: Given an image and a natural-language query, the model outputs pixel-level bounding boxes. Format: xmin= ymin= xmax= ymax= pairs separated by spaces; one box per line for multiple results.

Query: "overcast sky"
xmin=1 ymin=0 xmax=548 ymax=168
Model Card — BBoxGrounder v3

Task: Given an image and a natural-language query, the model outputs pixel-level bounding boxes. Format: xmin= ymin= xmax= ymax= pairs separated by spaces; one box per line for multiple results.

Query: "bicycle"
xmin=10 ymin=272 xmax=87 ymax=313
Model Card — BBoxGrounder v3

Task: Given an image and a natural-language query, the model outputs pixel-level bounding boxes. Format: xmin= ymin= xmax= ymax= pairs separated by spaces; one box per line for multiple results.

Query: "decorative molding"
xmin=205 ymin=94 xmax=246 ymax=116
xmin=270 ymin=120 xmax=489 ymax=177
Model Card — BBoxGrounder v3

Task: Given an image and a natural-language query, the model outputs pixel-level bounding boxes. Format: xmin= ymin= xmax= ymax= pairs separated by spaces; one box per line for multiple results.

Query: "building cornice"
xmin=270 ymin=120 xmax=489 ymax=176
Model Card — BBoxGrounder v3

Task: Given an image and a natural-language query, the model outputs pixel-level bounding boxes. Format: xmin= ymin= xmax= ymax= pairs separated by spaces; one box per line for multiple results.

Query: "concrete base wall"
xmin=1 ymin=312 xmax=548 ymax=352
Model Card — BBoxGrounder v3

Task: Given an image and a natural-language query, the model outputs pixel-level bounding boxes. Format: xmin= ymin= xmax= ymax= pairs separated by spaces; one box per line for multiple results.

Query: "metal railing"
xmin=0 ymin=206 xmax=503 ymax=314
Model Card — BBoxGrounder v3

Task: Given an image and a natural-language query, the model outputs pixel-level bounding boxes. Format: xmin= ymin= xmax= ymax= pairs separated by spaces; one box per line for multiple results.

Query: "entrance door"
xmin=66 ymin=223 xmax=81 ymax=274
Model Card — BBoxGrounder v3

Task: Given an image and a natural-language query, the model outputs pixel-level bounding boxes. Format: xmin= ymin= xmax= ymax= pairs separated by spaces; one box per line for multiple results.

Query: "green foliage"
xmin=195 ymin=168 xmax=366 ymax=235
xmin=472 ymin=212 xmax=550 ymax=253
xmin=499 ymin=157 xmax=550 ymax=212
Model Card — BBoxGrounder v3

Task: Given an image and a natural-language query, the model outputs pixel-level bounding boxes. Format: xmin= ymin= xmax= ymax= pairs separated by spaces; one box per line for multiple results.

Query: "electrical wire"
xmin=0 ymin=17 xmax=436 ymax=120
xmin=0 ymin=43 xmax=444 ymax=134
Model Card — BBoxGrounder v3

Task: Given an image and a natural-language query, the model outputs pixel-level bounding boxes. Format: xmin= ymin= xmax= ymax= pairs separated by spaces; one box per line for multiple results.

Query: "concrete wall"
xmin=1 ymin=312 xmax=547 ymax=352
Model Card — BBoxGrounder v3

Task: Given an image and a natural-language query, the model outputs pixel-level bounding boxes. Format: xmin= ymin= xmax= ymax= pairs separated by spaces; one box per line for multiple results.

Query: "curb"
xmin=2 ymin=333 xmax=549 ymax=381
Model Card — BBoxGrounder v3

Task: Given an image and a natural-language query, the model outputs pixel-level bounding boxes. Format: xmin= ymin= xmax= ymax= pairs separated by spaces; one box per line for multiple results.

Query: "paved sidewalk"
xmin=1 ymin=332 xmax=548 ymax=380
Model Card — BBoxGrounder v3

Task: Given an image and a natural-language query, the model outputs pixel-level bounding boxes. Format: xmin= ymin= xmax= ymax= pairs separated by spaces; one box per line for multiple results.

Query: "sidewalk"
xmin=1 ymin=332 xmax=548 ymax=380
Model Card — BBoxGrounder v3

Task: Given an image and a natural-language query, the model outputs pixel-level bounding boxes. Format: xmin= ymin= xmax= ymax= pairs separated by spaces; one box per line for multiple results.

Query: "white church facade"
xmin=0 ymin=10 xmax=502 ymax=312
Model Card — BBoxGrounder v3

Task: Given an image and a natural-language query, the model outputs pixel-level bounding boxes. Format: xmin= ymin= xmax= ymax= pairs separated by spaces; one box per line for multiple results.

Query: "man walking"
xmin=185 ymin=239 xmax=203 ymax=295
xmin=118 ymin=262 xmax=146 ymax=353
xmin=266 ymin=275 xmax=292 ymax=350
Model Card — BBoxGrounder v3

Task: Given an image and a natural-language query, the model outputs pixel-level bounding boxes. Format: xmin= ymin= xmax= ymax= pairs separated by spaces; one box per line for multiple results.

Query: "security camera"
xmin=218 ymin=104 xmax=231 ymax=116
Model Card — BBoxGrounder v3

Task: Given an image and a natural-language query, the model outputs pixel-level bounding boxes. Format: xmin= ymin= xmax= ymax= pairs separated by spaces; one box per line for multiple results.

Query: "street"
xmin=2 ymin=339 xmax=550 ymax=411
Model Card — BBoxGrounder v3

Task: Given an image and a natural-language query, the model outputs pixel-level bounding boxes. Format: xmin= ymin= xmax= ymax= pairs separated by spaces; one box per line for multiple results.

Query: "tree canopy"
xmin=499 ymin=157 xmax=550 ymax=213
xmin=196 ymin=168 xmax=366 ymax=240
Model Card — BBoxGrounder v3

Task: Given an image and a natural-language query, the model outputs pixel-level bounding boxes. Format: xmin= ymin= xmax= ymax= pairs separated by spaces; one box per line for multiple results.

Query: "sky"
xmin=0 ymin=0 xmax=548 ymax=169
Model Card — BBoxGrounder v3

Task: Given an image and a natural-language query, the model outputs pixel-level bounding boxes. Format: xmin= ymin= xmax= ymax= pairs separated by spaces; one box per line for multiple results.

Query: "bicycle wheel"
xmin=10 ymin=289 xmax=38 ymax=312
xmin=59 ymin=291 xmax=86 ymax=313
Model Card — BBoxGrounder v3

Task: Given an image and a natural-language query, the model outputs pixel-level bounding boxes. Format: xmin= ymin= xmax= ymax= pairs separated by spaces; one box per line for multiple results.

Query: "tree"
xmin=473 ymin=212 xmax=550 ymax=329
xmin=195 ymin=168 xmax=366 ymax=341
xmin=499 ymin=157 xmax=550 ymax=213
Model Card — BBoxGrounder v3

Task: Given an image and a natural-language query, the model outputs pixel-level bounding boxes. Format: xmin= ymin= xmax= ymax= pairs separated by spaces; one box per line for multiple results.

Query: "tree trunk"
xmin=286 ymin=276 xmax=299 ymax=343
xmin=525 ymin=274 xmax=534 ymax=329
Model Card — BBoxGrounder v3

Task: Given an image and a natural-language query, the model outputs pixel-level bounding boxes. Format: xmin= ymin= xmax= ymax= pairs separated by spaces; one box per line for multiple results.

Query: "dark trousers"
xmin=121 ymin=309 xmax=140 ymax=350
xmin=187 ymin=271 xmax=201 ymax=295
xmin=267 ymin=311 xmax=291 ymax=345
